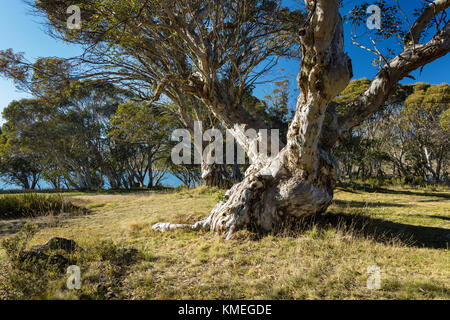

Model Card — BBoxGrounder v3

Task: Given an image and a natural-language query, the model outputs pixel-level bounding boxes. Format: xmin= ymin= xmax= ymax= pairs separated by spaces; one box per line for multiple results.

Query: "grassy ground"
xmin=0 ymin=184 xmax=448 ymax=300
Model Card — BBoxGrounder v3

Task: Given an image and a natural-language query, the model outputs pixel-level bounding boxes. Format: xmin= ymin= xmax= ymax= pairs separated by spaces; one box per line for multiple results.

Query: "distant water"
xmin=0 ymin=181 xmax=15 ymax=190
xmin=0 ymin=173 xmax=183 ymax=191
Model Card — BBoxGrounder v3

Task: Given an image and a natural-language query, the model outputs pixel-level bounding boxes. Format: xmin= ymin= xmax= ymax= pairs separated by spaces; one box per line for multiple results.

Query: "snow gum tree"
xmin=153 ymin=0 xmax=450 ymax=238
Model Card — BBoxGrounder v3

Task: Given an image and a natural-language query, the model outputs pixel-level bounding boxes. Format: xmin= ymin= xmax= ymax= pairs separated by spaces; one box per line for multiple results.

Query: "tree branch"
xmin=339 ymin=20 xmax=450 ymax=134
xmin=408 ymin=0 xmax=450 ymax=45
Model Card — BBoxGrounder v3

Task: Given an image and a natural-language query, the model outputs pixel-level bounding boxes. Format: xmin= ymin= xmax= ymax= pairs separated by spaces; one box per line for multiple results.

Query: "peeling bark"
xmin=153 ymin=0 xmax=450 ymax=238
xmin=154 ymin=0 xmax=350 ymax=238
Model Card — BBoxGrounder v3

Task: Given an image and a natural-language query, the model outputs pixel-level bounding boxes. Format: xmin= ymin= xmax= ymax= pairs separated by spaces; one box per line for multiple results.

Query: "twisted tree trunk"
xmin=153 ymin=0 xmax=450 ymax=239
xmin=154 ymin=0 xmax=351 ymax=238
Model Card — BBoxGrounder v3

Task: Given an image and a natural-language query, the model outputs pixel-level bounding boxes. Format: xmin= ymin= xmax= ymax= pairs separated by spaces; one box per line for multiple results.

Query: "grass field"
xmin=0 ymin=184 xmax=448 ymax=300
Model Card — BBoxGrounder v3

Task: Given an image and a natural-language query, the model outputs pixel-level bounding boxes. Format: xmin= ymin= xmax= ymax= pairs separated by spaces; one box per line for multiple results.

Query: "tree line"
xmin=1 ymin=77 xmax=448 ymax=191
xmin=0 ymin=77 xmax=293 ymax=190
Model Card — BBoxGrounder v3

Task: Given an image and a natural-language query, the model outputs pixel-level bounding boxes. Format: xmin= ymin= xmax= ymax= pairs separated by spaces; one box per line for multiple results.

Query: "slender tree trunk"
xmin=148 ymin=167 xmax=154 ymax=189
xmin=31 ymin=173 xmax=39 ymax=190
xmin=231 ymin=161 xmax=243 ymax=184
xmin=22 ymin=178 xmax=30 ymax=190
xmin=183 ymin=120 xmax=236 ymax=189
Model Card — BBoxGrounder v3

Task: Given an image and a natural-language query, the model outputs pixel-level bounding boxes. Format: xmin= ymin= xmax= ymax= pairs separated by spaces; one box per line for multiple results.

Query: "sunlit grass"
xmin=0 ymin=185 xmax=448 ymax=299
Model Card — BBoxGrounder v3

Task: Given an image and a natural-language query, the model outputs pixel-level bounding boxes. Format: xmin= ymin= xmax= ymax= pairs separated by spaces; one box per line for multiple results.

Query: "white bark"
xmin=153 ymin=0 xmax=450 ymax=238
xmin=154 ymin=0 xmax=350 ymax=238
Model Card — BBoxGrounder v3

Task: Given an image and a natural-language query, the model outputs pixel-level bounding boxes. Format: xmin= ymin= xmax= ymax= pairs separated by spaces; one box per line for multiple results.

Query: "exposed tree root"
xmin=153 ymin=149 xmax=337 ymax=239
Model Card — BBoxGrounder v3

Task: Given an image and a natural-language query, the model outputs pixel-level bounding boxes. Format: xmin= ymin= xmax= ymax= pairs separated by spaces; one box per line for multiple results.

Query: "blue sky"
xmin=1 ymin=0 xmax=449 ymax=125
xmin=253 ymin=0 xmax=450 ymax=106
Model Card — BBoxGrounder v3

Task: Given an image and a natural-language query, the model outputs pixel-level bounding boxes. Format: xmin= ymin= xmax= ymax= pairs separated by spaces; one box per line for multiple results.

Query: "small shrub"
xmin=0 ymin=223 xmax=61 ymax=299
xmin=412 ymin=176 xmax=426 ymax=187
xmin=0 ymin=194 xmax=80 ymax=219
xmin=1 ymin=223 xmax=37 ymax=260
xmin=0 ymin=224 xmax=140 ymax=300
xmin=73 ymin=240 xmax=140 ymax=300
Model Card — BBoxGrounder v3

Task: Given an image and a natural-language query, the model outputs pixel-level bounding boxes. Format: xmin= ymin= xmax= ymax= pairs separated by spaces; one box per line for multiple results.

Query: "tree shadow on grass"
xmin=382 ymin=279 xmax=450 ymax=298
xmin=333 ymin=199 xmax=409 ymax=208
xmin=337 ymin=182 xmax=450 ymax=200
xmin=290 ymin=210 xmax=450 ymax=249
xmin=0 ymin=210 xmax=94 ymax=237
xmin=0 ymin=219 xmax=49 ymax=237
xmin=429 ymin=215 xmax=450 ymax=222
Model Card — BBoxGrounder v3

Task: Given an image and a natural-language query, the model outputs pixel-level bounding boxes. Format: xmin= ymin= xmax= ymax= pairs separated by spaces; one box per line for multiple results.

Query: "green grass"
xmin=0 ymin=194 xmax=82 ymax=220
xmin=0 ymin=185 xmax=448 ymax=300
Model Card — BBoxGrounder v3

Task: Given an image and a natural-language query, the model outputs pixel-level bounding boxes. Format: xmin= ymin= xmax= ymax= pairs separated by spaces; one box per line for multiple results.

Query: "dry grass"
xmin=0 ymin=185 xmax=448 ymax=300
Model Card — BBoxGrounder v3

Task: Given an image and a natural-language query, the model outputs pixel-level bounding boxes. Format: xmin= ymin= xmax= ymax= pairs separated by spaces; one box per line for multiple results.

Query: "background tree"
xmin=403 ymin=83 xmax=450 ymax=182
xmin=109 ymin=101 xmax=173 ymax=189
xmin=0 ymin=80 xmax=132 ymax=190
xmin=263 ymin=78 xmax=293 ymax=145
xmin=0 ymin=129 xmax=41 ymax=190
xmin=333 ymin=80 xmax=449 ymax=183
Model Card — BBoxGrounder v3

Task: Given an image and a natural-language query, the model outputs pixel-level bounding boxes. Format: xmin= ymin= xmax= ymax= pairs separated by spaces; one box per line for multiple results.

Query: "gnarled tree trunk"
xmin=154 ymin=0 xmax=351 ymax=238
xmin=153 ymin=0 xmax=450 ymax=239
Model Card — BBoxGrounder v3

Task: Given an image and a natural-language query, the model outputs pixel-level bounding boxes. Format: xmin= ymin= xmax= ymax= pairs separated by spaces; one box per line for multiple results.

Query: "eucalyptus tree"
xmin=29 ymin=0 xmax=302 ymax=188
xmin=402 ymin=83 xmax=450 ymax=182
xmin=0 ymin=80 xmax=132 ymax=190
xmin=109 ymin=101 xmax=174 ymax=188
xmin=152 ymin=0 xmax=450 ymax=238
xmin=333 ymin=80 xmax=449 ymax=182
xmin=0 ymin=117 xmax=42 ymax=190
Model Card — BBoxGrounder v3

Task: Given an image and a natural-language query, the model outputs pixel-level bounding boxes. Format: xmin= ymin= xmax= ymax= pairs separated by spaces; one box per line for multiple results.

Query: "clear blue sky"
xmin=1 ymin=0 xmax=449 ymax=124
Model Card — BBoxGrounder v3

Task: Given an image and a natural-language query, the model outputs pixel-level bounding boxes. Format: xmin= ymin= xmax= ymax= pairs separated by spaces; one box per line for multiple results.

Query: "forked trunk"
xmin=153 ymin=0 xmax=352 ymax=238
xmin=197 ymin=148 xmax=339 ymax=239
